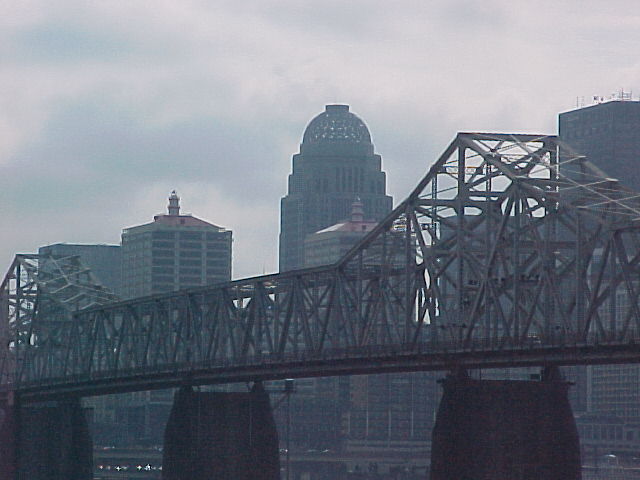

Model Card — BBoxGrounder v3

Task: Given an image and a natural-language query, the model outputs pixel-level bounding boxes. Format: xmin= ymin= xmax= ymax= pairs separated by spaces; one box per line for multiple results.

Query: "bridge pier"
xmin=17 ymin=397 xmax=92 ymax=480
xmin=0 ymin=392 xmax=16 ymax=479
xmin=163 ymin=382 xmax=280 ymax=480
xmin=430 ymin=368 xmax=581 ymax=480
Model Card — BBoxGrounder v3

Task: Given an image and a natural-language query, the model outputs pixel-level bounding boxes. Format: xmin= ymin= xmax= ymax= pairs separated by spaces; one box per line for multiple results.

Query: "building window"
xmin=180 ymin=232 xmax=203 ymax=240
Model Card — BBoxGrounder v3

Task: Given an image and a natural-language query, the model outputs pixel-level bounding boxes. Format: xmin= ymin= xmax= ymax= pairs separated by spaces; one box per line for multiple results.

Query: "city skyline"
xmin=2 ymin=1 xmax=640 ymax=279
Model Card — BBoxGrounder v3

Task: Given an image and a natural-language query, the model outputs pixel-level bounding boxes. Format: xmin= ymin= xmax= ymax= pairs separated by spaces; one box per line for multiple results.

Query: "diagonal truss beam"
xmin=7 ymin=133 xmax=640 ymax=399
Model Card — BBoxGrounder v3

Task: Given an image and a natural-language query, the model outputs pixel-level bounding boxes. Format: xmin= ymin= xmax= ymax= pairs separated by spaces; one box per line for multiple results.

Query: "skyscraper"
xmin=97 ymin=192 xmax=233 ymax=446
xmin=279 ymin=104 xmax=392 ymax=271
xmin=560 ymin=99 xmax=640 ymax=425
xmin=120 ymin=191 xmax=232 ymax=299
xmin=559 ymin=100 xmax=640 ymax=190
xmin=302 ymin=206 xmax=437 ymax=453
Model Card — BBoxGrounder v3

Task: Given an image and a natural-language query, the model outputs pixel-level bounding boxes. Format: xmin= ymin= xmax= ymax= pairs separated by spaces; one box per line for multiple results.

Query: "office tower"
xmin=276 ymin=201 xmax=379 ymax=451
xmin=560 ymin=100 xmax=640 ymax=425
xmin=295 ymin=199 xmax=437 ymax=457
xmin=559 ymin=99 xmax=640 ymax=191
xmin=279 ymin=104 xmax=392 ymax=271
xmin=104 ymin=192 xmax=232 ymax=446
xmin=120 ymin=191 xmax=232 ymax=299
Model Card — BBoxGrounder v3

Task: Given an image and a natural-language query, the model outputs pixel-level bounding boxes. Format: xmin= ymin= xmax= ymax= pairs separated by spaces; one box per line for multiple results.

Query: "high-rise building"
xmin=120 ymin=191 xmax=232 ymax=299
xmin=560 ymin=100 xmax=640 ymax=425
xmin=287 ymin=198 xmax=438 ymax=458
xmin=559 ymin=100 xmax=640 ymax=190
xmin=108 ymin=192 xmax=233 ymax=446
xmin=279 ymin=104 xmax=392 ymax=271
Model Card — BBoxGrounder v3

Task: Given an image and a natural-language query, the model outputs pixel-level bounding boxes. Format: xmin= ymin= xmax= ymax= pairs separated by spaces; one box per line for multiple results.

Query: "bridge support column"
xmin=430 ymin=369 xmax=581 ymax=480
xmin=163 ymin=382 xmax=280 ymax=480
xmin=17 ymin=398 xmax=93 ymax=480
xmin=0 ymin=393 xmax=17 ymax=479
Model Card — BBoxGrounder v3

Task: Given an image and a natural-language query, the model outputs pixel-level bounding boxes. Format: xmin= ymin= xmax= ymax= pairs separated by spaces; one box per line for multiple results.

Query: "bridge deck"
xmin=4 ymin=133 xmax=640 ymax=402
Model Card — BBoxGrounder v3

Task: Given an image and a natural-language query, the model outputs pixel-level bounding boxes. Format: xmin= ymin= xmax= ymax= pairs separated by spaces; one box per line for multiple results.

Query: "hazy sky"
xmin=2 ymin=0 xmax=639 ymax=280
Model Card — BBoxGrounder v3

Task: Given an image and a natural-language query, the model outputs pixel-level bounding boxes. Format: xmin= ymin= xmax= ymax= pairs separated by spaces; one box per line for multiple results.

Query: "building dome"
xmin=302 ymin=105 xmax=372 ymax=146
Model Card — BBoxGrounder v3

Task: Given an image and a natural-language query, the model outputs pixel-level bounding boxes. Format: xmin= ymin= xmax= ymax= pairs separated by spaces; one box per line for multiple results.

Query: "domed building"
xmin=279 ymin=104 xmax=393 ymax=271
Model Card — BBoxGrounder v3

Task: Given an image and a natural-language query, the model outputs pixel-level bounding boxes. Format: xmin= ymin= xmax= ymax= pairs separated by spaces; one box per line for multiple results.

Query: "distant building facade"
xmin=560 ymin=100 xmax=640 ymax=426
xmin=304 ymin=199 xmax=377 ymax=267
xmin=102 ymin=192 xmax=232 ymax=446
xmin=559 ymin=100 xmax=640 ymax=191
xmin=346 ymin=372 xmax=437 ymax=453
xmin=284 ymin=198 xmax=437 ymax=456
xmin=38 ymin=243 xmax=122 ymax=294
xmin=120 ymin=191 xmax=232 ymax=299
xmin=279 ymin=104 xmax=392 ymax=272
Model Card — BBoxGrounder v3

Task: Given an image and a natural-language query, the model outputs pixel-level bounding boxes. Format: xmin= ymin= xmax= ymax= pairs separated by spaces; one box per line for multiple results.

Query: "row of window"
xmin=151 ymin=240 xmax=230 ymax=249
xmin=578 ymin=424 xmax=626 ymax=441
xmin=151 ymin=258 xmax=228 ymax=267
xmin=152 ymin=249 xmax=231 ymax=259
xmin=152 ymin=231 xmax=230 ymax=240
xmin=151 ymin=275 xmax=224 ymax=285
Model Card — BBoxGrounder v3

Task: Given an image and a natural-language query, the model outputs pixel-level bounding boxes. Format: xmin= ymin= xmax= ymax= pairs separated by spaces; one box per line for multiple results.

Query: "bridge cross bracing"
xmin=4 ymin=132 xmax=640 ymax=400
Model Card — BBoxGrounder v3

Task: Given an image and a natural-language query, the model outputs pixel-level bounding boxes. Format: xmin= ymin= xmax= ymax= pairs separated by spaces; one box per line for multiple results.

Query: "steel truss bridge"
xmin=4 ymin=133 xmax=640 ymax=401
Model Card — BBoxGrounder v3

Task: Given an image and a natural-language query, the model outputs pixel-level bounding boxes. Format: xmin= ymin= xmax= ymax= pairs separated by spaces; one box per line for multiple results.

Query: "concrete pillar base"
xmin=430 ymin=372 xmax=581 ymax=480
xmin=163 ymin=383 xmax=280 ymax=480
xmin=18 ymin=398 xmax=92 ymax=480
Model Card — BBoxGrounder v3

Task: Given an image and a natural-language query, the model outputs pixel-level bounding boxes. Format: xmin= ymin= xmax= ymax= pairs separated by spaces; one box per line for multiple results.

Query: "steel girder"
xmin=10 ymin=133 xmax=640 ymax=398
xmin=0 ymin=253 xmax=118 ymax=391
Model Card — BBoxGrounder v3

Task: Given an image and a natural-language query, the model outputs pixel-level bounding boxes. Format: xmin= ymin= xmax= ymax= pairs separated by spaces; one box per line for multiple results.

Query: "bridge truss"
xmin=0 ymin=254 xmax=118 ymax=388
xmin=6 ymin=133 xmax=640 ymax=399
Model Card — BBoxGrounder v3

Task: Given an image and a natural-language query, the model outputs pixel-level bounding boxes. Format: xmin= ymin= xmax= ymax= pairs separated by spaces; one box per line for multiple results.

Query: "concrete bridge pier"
xmin=16 ymin=397 xmax=93 ymax=480
xmin=163 ymin=382 xmax=280 ymax=480
xmin=0 ymin=392 xmax=17 ymax=479
xmin=430 ymin=368 xmax=581 ymax=480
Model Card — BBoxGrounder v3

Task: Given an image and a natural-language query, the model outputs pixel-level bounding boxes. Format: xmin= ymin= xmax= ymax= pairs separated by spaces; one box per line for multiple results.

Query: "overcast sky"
xmin=2 ymin=0 xmax=639 ymax=281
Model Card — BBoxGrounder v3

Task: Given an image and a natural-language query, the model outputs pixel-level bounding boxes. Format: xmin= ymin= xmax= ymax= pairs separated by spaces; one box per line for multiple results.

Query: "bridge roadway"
xmin=6 ymin=133 xmax=640 ymax=402
xmin=13 ymin=336 xmax=640 ymax=401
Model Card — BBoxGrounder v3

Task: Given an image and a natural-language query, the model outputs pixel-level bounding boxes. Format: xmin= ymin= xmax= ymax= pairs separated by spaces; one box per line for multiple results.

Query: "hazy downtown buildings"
xmin=559 ymin=99 xmax=640 ymax=191
xmin=560 ymin=99 xmax=640 ymax=426
xmin=279 ymin=104 xmax=392 ymax=271
xmin=38 ymin=243 xmax=122 ymax=293
xmin=97 ymin=192 xmax=233 ymax=446
xmin=287 ymin=193 xmax=437 ymax=456
xmin=304 ymin=199 xmax=378 ymax=267
xmin=276 ymin=105 xmax=396 ymax=456
xmin=120 ymin=191 xmax=232 ymax=299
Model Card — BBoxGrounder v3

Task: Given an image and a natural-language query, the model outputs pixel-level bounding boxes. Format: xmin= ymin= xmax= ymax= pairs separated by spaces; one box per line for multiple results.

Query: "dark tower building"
xmin=279 ymin=104 xmax=393 ymax=271
xmin=560 ymin=100 xmax=640 ymax=451
xmin=559 ymin=100 xmax=640 ymax=191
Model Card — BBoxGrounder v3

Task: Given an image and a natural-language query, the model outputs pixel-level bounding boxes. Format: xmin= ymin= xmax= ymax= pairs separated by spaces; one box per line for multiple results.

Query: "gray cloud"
xmin=14 ymin=23 xmax=135 ymax=62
